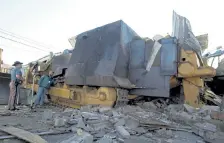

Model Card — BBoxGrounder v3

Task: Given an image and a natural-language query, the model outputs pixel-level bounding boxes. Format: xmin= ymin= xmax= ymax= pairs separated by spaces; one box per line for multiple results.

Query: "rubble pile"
xmin=1 ymin=102 xmax=224 ymax=143
xmin=35 ymin=103 xmax=223 ymax=143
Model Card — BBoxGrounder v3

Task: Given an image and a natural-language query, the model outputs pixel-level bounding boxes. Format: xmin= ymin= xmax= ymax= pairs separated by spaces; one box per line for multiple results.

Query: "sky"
xmin=0 ymin=0 xmax=223 ymax=65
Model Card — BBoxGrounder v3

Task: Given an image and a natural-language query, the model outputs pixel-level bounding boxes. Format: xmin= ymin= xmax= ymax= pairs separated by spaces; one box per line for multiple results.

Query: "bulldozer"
xmin=0 ymin=48 xmax=11 ymax=105
xmin=22 ymin=11 xmax=216 ymax=108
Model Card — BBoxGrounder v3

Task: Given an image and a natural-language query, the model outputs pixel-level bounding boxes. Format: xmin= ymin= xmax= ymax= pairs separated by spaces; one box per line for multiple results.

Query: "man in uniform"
xmin=33 ymin=70 xmax=54 ymax=107
xmin=8 ymin=61 xmax=23 ymax=110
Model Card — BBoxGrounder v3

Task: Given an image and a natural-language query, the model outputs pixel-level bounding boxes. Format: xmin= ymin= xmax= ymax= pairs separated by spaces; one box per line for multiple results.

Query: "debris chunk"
xmin=125 ymin=118 xmax=139 ymax=129
xmin=184 ymin=104 xmax=196 ymax=113
xmin=97 ymin=136 xmax=113 ymax=143
xmin=115 ymin=126 xmax=130 ymax=138
xmin=98 ymin=107 xmax=112 ymax=113
xmin=192 ymin=123 xmax=217 ymax=140
xmin=60 ymin=130 xmax=93 ymax=143
xmin=54 ymin=118 xmax=66 ymax=127
xmin=114 ymin=118 xmax=125 ymax=126
xmin=42 ymin=109 xmax=53 ymax=120
xmin=210 ymin=111 xmax=224 ymax=121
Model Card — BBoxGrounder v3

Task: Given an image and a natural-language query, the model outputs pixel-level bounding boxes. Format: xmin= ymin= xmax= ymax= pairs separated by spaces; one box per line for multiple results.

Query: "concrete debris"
xmin=77 ymin=118 xmax=86 ymax=129
xmin=54 ymin=118 xmax=66 ymax=127
xmin=194 ymin=123 xmax=217 ymax=132
xmin=80 ymin=105 xmax=93 ymax=112
xmin=210 ymin=111 xmax=224 ymax=121
xmin=192 ymin=123 xmax=217 ymax=140
xmin=115 ymin=126 xmax=130 ymax=138
xmin=67 ymin=118 xmax=78 ymax=125
xmin=98 ymin=107 xmax=112 ymax=113
xmin=1 ymin=103 xmax=223 ymax=143
xmin=60 ymin=130 xmax=93 ymax=143
xmin=114 ymin=118 xmax=125 ymax=126
xmin=124 ymin=136 xmax=152 ymax=143
xmin=97 ymin=136 xmax=113 ymax=143
xmin=124 ymin=118 xmax=139 ymax=129
xmin=166 ymin=104 xmax=183 ymax=113
xmin=184 ymin=104 xmax=197 ymax=113
xmin=112 ymin=111 xmax=120 ymax=117
xmin=142 ymin=102 xmax=157 ymax=109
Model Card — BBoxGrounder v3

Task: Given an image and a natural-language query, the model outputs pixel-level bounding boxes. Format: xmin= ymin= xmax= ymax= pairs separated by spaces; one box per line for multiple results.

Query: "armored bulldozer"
xmin=23 ymin=11 xmax=215 ymax=108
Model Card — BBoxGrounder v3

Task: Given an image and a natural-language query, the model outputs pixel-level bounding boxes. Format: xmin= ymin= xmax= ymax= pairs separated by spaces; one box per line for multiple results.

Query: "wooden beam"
xmin=0 ymin=126 xmax=47 ymax=143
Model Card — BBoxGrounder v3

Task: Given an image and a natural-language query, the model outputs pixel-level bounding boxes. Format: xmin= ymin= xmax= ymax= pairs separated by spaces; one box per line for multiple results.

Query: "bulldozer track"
xmin=114 ymin=88 xmax=129 ymax=108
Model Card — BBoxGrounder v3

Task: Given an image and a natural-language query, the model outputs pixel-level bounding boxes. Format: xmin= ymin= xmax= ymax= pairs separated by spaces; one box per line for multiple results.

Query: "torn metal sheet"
xmin=172 ymin=11 xmax=202 ymax=57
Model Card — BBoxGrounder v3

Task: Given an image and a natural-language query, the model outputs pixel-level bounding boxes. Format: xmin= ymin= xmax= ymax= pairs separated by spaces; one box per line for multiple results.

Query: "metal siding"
xmin=0 ymin=73 xmax=10 ymax=104
xmin=160 ymin=38 xmax=177 ymax=75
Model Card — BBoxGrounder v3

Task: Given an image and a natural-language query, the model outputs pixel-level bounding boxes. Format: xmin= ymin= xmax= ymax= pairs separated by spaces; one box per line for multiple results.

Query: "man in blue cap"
xmin=8 ymin=61 xmax=23 ymax=110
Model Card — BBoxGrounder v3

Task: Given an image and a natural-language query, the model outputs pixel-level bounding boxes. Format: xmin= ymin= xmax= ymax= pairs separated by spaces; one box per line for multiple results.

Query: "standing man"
xmin=8 ymin=61 xmax=23 ymax=110
xmin=33 ymin=71 xmax=54 ymax=107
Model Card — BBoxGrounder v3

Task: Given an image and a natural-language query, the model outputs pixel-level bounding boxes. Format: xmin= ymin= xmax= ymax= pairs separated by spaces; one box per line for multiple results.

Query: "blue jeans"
xmin=34 ymin=87 xmax=46 ymax=106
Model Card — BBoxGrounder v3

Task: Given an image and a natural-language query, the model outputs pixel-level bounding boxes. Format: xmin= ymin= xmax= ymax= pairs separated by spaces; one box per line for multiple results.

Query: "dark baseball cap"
xmin=12 ymin=61 xmax=23 ymax=66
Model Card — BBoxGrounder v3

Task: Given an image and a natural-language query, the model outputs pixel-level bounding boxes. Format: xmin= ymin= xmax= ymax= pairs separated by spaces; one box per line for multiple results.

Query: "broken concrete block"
xmin=192 ymin=123 xmax=217 ymax=140
xmin=90 ymin=121 xmax=110 ymax=131
xmin=200 ymin=105 xmax=220 ymax=112
xmin=165 ymin=139 xmax=173 ymax=143
xmin=77 ymin=118 xmax=86 ymax=129
xmin=142 ymin=102 xmax=157 ymax=109
xmin=184 ymin=104 xmax=196 ymax=113
xmin=114 ymin=118 xmax=125 ymax=126
xmin=80 ymin=105 xmax=93 ymax=112
xmin=42 ymin=109 xmax=53 ymax=120
xmin=60 ymin=130 xmax=93 ymax=143
xmin=94 ymin=130 xmax=106 ymax=138
xmin=54 ymin=118 xmax=66 ymax=127
xmin=196 ymin=140 xmax=205 ymax=143
xmin=210 ymin=111 xmax=224 ymax=121
xmin=122 ymin=106 xmax=142 ymax=114
xmin=124 ymin=136 xmax=152 ymax=143
xmin=143 ymin=133 xmax=153 ymax=138
xmin=112 ymin=111 xmax=119 ymax=117
xmin=98 ymin=107 xmax=112 ymax=113
xmin=71 ymin=125 xmax=78 ymax=132
xmin=205 ymin=131 xmax=217 ymax=140
xmin=67 ymin=118 xmax=79 ymax=125
xmin=179 ymin=112 xmax=194 ymax=120
xmin=166 ymin=130 xmax=173 ymax=137
xmin=156 ymin=128 xmax=166 ymax=135
xmin=132 ymin=127 xmax=147 ymax=134
xmin=125 ymin=118 xmax=139 ymax=129
xmin=115 ymin=126 xmax=130 ymax=139
xmin=195 ymin=123 xmax=217 ymax=132
xmin=166 ymin=104 xmax=183 ymax=113
xmin=97 ymin=136 xmax=113 ymax=143
xmin=64 ymin=108 xmax=74 ymax=112
xmin=76 ymin=118 xmax=93 ymax=132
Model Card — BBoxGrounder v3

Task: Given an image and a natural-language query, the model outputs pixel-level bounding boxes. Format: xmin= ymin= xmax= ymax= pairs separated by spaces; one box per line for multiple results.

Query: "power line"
xmin=0 ymin=28 xmax=55 ymax=50
xmin=0 ymin=35 xmax=49 ymax=52
xmin=0 ymin=44 xmax=46 ymax=53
